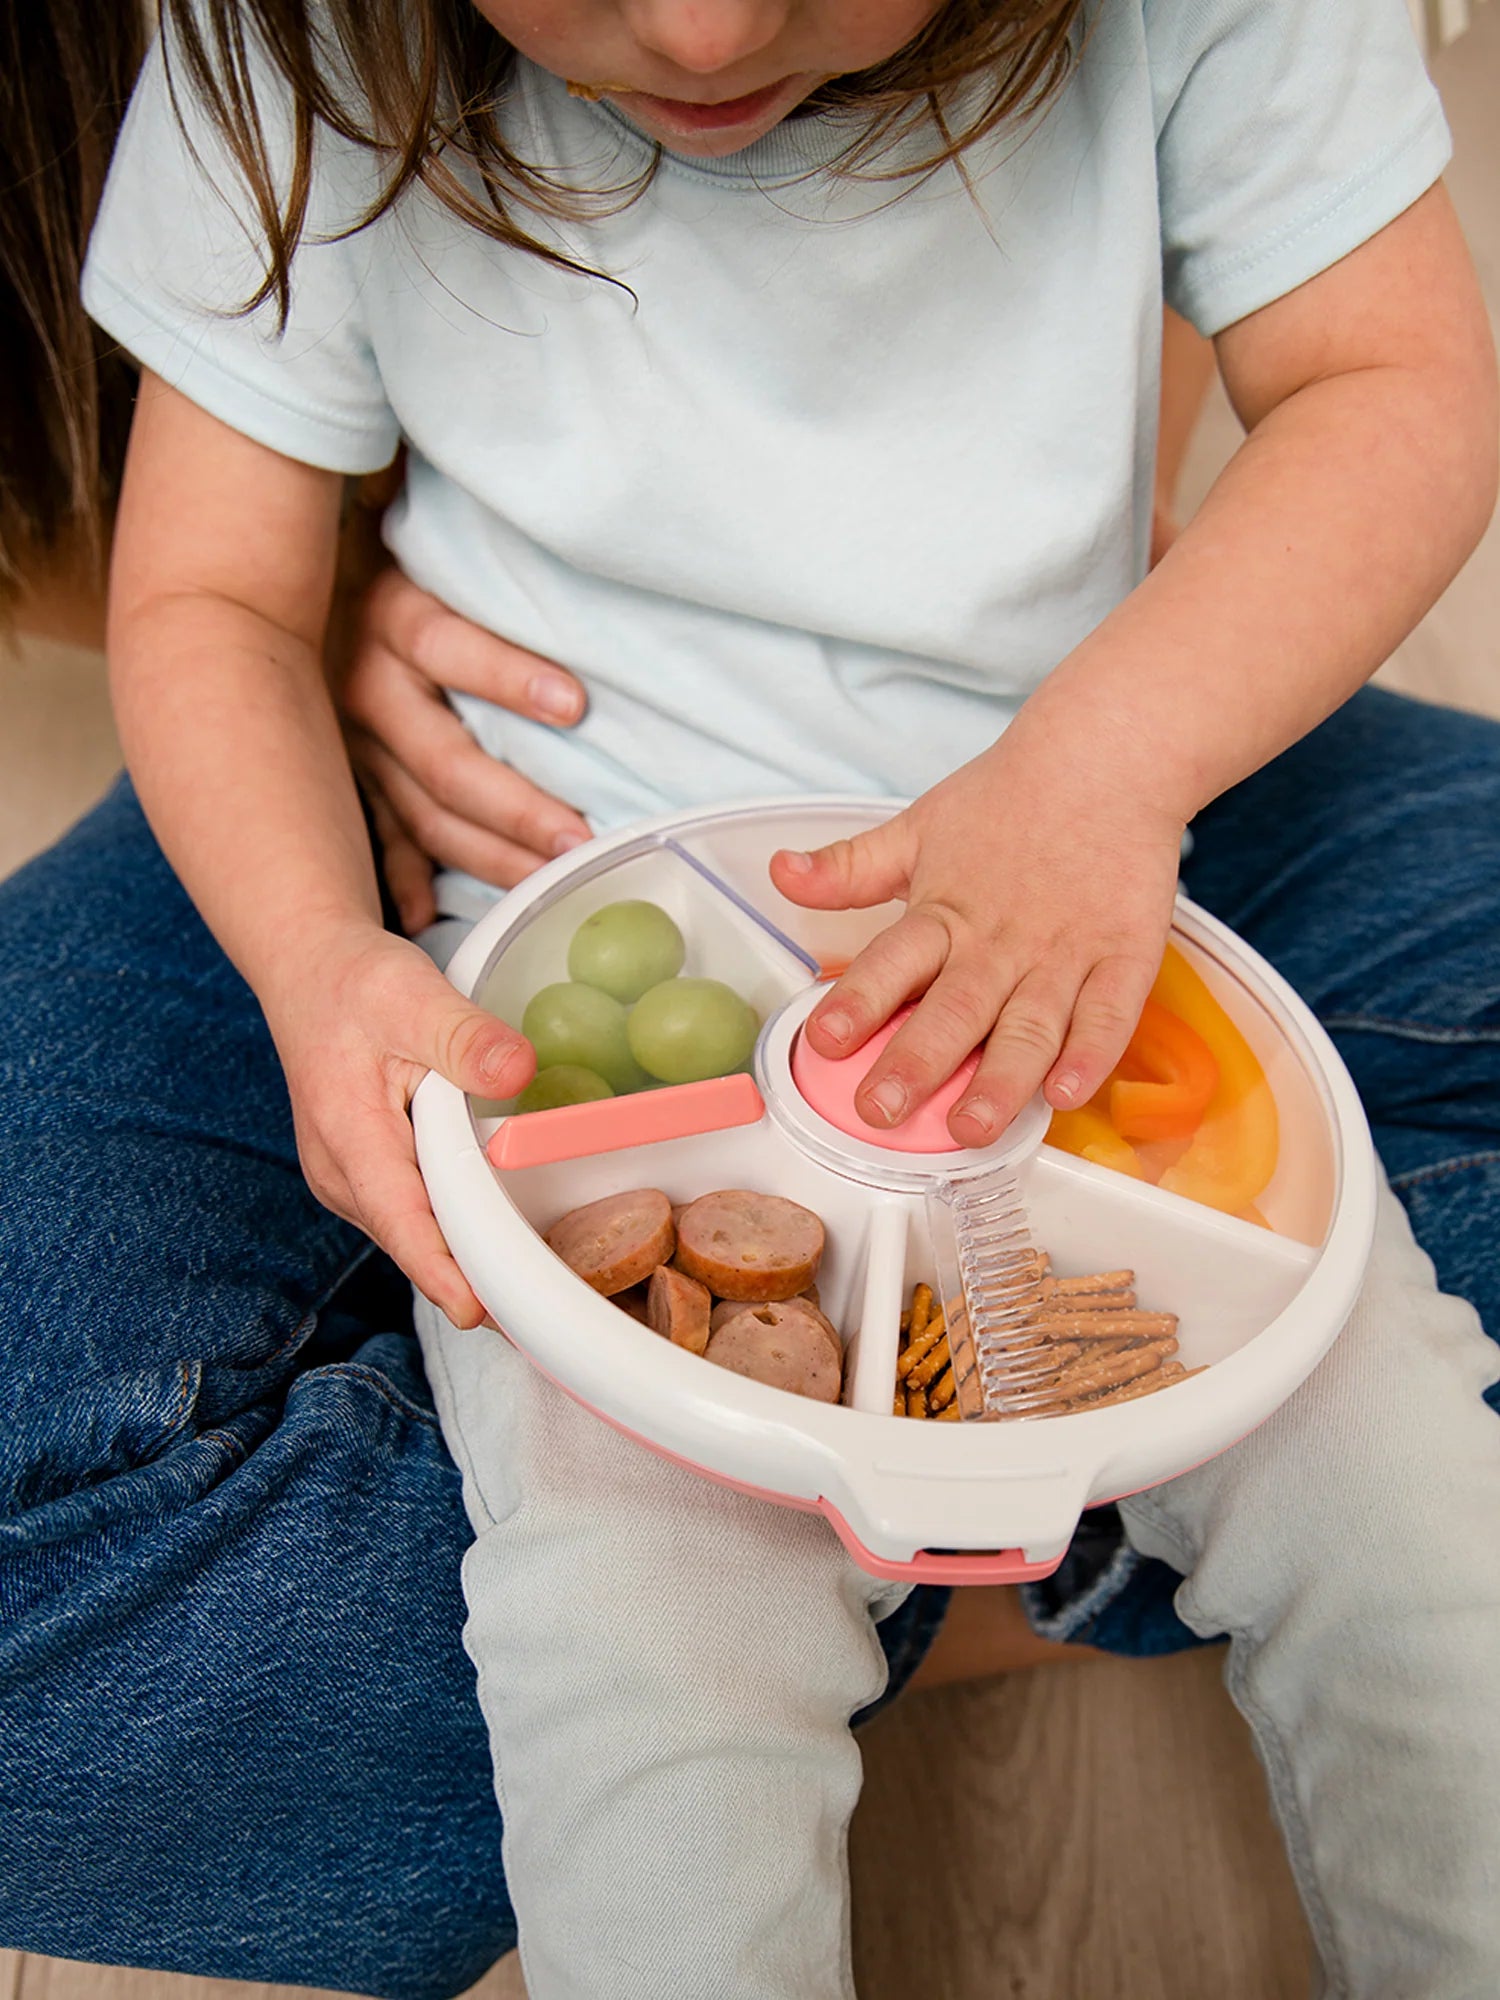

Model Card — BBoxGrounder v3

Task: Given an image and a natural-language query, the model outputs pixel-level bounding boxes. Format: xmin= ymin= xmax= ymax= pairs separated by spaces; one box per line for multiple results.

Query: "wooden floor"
xmin=4 ymin=9 xmax=1498 ymax=1996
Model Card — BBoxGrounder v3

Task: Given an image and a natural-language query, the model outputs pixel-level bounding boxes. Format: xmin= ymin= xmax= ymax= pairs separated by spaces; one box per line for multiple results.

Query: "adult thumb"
xmin=769 ymin=814 xmax=913 ymax=911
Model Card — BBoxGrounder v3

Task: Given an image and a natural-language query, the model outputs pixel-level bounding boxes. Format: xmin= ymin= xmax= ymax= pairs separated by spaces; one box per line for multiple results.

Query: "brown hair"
xmin=0 ymin=0 xmax=1082 ymax=611
xmin=0 ymin=0 xmax=147 ymax=618
xmin=161 ymin=0 xmax=1086 ymax=326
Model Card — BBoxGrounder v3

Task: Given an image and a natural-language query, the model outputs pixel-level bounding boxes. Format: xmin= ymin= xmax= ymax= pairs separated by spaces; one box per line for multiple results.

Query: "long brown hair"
xmin=0 ymin=0 xmax=147 ymax=618
xmin=162 ymin=0 xmax=1086 ymax=326
xmin=0 ymin=0 xmax=1082 ymax=611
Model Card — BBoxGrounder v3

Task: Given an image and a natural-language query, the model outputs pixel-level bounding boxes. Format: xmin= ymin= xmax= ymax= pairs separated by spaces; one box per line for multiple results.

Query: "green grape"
xmin=521 ymin=983 xmax=650 ymax=1094
xmin=627 ymin=977 xmax=760 ymax=1085
xmin=567 ymin=900 xmax=686 ymax=1003
xmin=514 ymin=1064 xmax=615 ymax=1114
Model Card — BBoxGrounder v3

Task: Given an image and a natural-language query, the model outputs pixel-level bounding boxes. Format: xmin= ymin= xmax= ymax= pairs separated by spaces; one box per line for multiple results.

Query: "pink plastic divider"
xmin=486 ymin=1073 xmax=765 ymax=1171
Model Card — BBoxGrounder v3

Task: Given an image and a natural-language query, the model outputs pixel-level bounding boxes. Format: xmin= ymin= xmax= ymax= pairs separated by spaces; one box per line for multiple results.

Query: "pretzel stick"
xmin=1033 ymin=1289 xmax=1139 ymax=1314
xmin=945 ymin=1304 xmax=987 ymax=1418
xmin=906 ymin=1383 xmax=929 ymax=1420
xmin=1058 ymin=1360 xmax=1190 ymax=1413
xmin=1031 ymin=1312 xmax=1178 ymax=1343
xmin=1042 ymin=1269 xmax=1134 ymax=1298
xmin=1052 ymin=1337 xmax=1178 ymax=1400
xmin=897 ymin=1312 xmax=946 ymax=1380
xmin=908 ymin=1283 xmax=933 ymax=1346
xmin=907 ymin=1334 xmax=952 ymax=1391
xmin=935 ymin=1401 xmax=962 ymax=1421
xmin=928 ymin=1366 xmax=956 ymax=1411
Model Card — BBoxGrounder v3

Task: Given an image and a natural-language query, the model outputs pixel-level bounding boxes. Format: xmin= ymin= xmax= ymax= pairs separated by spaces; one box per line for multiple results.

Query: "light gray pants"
xmin=416 ymin=1182 xmax=1500 ymax=1999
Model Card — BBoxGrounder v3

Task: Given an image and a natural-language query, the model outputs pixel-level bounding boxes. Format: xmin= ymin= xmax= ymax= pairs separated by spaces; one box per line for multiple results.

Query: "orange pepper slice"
xmin=1108 ymin=998 xmax=1219 ymax=1143
xmin=1046 ymin=1104 xmax=1144 ymax=1178
xmin=1151 ymin=945 xmax=1279 ymax=1215
xmin=1045 ymin=944 xmax=1278 ymax=1212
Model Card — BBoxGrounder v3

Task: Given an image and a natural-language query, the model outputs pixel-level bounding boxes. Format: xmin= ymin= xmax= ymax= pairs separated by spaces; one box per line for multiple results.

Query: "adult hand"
xmin=338 ymin=566 xmax=592 ymax=931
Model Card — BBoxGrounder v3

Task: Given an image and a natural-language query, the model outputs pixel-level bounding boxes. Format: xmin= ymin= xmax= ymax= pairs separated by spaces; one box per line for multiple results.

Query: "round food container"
xmin=413 ymin=798 xmax=1377 ymax=1584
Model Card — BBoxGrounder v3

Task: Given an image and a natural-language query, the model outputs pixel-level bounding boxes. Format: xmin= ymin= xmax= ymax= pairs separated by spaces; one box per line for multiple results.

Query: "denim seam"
xmin=1322 ymin=1014 xmax=1500 ymax=1047
xmin=258 ymin=1306 xmax=323 ymax=1373
xmin=189 ymin=1424 xmax=255 ymax=1474
xmin=1124 ymin=1494 xmax=1349 ymax=1988
xmin=157 ymin=1361 xmax=201 ymax=1449
xmin=1387 ymin=1150 xmax=1500 ymax=1191
xmin=306 ymin=1362 xmax=445 ymax=1436
xmin=1221 ymin=1644 xmax=1348 ymax=1991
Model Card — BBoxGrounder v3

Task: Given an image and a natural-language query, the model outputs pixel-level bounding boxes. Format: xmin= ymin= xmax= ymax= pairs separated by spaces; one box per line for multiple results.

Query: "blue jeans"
xmin=1 ymin=687 xmax=1496 ymax=1996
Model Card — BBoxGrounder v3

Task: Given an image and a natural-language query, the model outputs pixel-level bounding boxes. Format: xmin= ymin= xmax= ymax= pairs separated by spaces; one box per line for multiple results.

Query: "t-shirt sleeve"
xmin=1148 ymin=0 xmax=1452 ymax=336
xmin=82 ymin=27 xmax=399 ymax=473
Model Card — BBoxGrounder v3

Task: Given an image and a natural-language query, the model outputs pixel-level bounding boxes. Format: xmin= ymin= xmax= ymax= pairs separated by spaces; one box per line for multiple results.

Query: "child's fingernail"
xmin=818 ymin=1009 xmax=851 ymax=1046
xmin=779 ymin=850 xmax=813 ymax=875
xmin=551 ymin=828 xmax=590 ymax=857
xmin=868 ymin=1077 xmax=907 ymax=1124
xmin=530 ymin=675 xmax=581 ymax=722
xmin=481 ymin=1040 xmax=521 ymax=1083
xmin=956 ymin=1098 xmax=995 ymax=1141
xmin=1051 ymin=1070 xmax=1083 ymax=1105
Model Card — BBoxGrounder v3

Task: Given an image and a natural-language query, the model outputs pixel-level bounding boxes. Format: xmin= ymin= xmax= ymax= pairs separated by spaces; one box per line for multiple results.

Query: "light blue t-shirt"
xmin=83 ymin=1 xmax=1449 ymax=916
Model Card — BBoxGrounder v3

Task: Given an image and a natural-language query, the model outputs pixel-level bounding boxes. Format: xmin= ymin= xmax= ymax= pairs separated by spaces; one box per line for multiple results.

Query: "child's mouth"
xmin=596 ymin=79 xmax=798 ymax=137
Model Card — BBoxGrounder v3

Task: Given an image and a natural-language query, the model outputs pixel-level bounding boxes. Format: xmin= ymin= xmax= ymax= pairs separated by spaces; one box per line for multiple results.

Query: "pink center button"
xmin=790 ymin=1005 xmax=979 ymax=1154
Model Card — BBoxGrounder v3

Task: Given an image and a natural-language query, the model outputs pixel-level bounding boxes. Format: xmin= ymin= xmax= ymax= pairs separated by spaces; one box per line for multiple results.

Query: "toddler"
xmin=83 ymin=0 xmax=1500 ymax=1993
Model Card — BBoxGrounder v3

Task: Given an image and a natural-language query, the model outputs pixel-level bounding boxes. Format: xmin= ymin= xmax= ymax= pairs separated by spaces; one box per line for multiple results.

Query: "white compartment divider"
xmin=844 ymin=1200 xmax=911 ymax=1413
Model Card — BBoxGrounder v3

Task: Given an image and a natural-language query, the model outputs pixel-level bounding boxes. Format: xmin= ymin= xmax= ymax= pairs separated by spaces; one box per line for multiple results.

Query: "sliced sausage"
xmin=544 ymin=1188 xmax=675 ymax=1295
xmin=704 ymin=1300 xmax=843 ymax=1403
xmin=647 ymin=1264 xmax=712 ymax=1356
xmin=710 ymin=1297 xmax=755 ymax=1336
xmin=613 ymin=1283 xmax=653 ymax=1325
xmin=675 ymin=1190 xmax=825 ymax=1303
xmin=710 ymin=1294 xmax=838 ymax=1350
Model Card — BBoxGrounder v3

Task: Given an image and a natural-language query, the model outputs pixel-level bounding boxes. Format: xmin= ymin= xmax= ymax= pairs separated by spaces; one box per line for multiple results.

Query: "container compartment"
xmin=1040 ymin=916 xmax=1338 ymax=1250
xmin=492 ymin=1115 xmax=889 ymax=1357
xmin=470 ymin=838 xmax=813 ymax=1131
xmin=671 ymin=800 xmax=908 ymax=976
xmin=1167 ymin=927 xmax=1336 ymax=1247
xmin=1025 ymin=1149 xmax=1315 ymax=1371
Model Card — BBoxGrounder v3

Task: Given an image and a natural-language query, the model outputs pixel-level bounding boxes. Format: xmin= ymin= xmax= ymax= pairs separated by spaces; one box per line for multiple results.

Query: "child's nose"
xmin=621 ymin=0 xmax=792 ymax=76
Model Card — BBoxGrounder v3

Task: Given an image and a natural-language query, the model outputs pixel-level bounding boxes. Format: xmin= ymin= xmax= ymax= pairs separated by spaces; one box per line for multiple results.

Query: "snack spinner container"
xmin=413 ymin=799 xmax=1379 ymax=1584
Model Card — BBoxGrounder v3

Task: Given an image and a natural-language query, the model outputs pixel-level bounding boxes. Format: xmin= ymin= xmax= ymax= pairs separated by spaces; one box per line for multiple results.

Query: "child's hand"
xmin=265 ymin=925 xmax=534 ymax=1325
xmin=769 ymin=730 xmax=1185 ymax=1147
